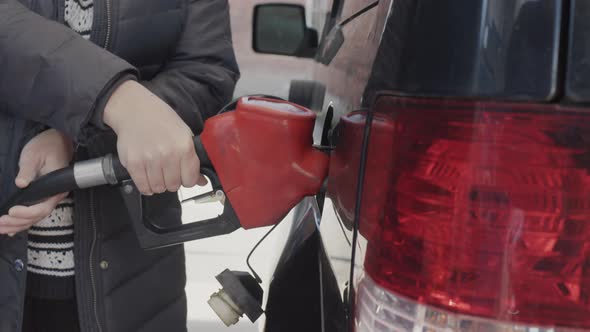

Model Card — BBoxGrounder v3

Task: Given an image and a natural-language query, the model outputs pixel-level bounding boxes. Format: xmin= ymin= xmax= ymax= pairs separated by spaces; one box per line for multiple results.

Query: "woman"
xmin=0 ymin=0 xmax=240 ymax=331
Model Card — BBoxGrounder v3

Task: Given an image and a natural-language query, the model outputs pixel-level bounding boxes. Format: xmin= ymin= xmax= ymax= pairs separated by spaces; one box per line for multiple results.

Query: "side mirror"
xmin=253 ymin=4 xmax=318 ymax=58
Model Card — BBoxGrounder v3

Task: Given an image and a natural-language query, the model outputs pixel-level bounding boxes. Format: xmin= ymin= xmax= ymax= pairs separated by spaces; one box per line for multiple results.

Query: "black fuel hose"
xmin=0 ymin=136 xmax=211 ymax=214
xmin=0 ymin=167 xmax=77 ymax=215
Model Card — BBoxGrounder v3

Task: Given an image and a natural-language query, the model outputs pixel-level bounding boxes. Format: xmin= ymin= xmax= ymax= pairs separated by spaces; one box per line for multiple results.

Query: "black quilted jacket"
xmin=0 ymin=0 xmax=239 ymax=331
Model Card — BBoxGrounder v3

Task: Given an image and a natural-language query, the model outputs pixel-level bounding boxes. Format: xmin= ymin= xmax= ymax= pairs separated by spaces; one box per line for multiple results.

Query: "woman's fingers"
xmin=126 ymin=157 xmax=152 ymax=195
xmin=8 ymin=194 xmax=66 ymax=220
xmin=180 ymin=147 xmax=201 ymax=189
xmin=0 ymin=215 xmax=37 ymax=236
xmin=0 ymin=215 xmax=35 ymax=227
xmin=164 ymin=153 xmax=182 ymax=192
xmin=15 ymin=149 xmax=42 ymax=189
xmin=103 ymin=81 xmax=204 ymax=195
xmin=2 ymin=129 xmax=74 ymax=236
xmin=128 ymin=143 xmax=199 ymax=194
xmin=0 ymin=193 xmax=67 ymax=235
xmin=145 ymin=154 xmax=167 ymax=194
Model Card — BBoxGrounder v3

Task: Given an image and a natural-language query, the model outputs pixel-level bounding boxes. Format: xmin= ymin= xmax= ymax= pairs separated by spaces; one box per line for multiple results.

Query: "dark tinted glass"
xmin=254 ymin=5 xmax=306 ymax=55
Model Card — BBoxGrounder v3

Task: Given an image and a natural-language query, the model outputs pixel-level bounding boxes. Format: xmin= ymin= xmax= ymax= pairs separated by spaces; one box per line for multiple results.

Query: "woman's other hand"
xmin=0 ymin=129 xmax=73 ymax=236
xmin=103 ymin=80 xmax=206 ymax=195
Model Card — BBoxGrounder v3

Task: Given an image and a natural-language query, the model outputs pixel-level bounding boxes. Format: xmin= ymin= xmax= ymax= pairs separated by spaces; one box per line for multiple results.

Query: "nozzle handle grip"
xmin=125 ymin=166 xmax=240 ymax=249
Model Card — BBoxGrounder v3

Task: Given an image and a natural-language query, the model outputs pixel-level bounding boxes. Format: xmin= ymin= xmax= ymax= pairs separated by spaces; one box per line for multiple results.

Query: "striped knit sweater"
xmin=65 ymin=0 xmax=93 ymax=39
xmin=26 ymin=0 xmax=93 ymax=299
xmin=26 ymin=199 xmax=76 ymax=298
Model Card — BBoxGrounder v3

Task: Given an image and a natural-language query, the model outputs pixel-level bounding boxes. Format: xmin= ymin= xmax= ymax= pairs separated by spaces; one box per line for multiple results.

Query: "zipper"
xmin=92 ymin=0 xmax=112 ymax=325
xmin=89 ymin=190 xmax=104 ymax=332
xmin=89 ymin=0 xmax=111 ymax=322
xmin=104 ymin=0 xmax=112 ymax=49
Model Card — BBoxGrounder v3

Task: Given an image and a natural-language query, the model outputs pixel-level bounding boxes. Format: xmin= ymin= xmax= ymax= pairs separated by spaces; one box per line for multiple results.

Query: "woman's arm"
xmin=0 ymin=0 xmax=137 ymax=142
xmin=140 ymin=0 xmax=241 ymax=133
xmin=97 ymin=0 xmax=239 ymax=194
xmin=0 ymin=0 xmax=238 ymax=195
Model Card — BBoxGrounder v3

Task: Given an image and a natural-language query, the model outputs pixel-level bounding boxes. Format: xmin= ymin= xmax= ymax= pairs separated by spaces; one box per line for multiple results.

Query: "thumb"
xmin=15 ymin=155 xmax=41 ymax=189
xmin=197 ymin=174 xmax=208 ymax=187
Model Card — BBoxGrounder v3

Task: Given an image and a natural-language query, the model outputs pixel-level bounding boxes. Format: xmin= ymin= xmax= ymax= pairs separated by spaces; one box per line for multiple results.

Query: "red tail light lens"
xmin=360 ymin=97 xmax=590 ymax=330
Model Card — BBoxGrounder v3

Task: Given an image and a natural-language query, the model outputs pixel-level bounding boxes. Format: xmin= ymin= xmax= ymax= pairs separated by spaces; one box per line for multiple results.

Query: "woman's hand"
xmin=103 ymin=80 xmax=206 ymax=195
xmin=0 ymin=129 xmax=73 ymax=236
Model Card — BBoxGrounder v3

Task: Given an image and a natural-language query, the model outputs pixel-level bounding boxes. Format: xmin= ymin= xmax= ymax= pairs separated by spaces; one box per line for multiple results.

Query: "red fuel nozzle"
xmin=0 ymin=96 xmax=329 ymax=250
xmin=201 ymin=97 xmax=330 ymax=229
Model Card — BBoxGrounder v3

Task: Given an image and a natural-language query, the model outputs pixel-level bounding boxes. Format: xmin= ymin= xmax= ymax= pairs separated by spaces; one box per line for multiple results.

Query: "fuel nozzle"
xmin=208 ymin=269 xmax=264 ymax=327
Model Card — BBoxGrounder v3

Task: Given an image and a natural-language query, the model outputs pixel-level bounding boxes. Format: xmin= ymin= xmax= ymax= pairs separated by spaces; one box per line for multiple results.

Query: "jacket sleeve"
xmin=141 ymin=0 xmax=240 ymax=134
xmin=0 ymin=0 xmax=137 ymax=142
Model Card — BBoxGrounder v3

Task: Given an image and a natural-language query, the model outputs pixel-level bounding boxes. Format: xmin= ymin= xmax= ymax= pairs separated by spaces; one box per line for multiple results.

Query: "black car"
xmin=252 ymin=1 xmax=590 ymax=331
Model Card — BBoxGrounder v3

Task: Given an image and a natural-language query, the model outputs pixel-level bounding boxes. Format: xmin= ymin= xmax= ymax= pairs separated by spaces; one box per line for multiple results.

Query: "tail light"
xmin=355 ymin=275 xmax=582 ymax=332
xmin=349 ymin=97 xmax=590 ymax=331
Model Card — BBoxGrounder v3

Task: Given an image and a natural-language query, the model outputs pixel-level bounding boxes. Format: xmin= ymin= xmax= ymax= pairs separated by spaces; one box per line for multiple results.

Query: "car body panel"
xmin=565 ymin=0 xmax=590 ymax=102
xmin=364 ymin=0 xmax=562 ymax=104
xmin=313 ymin=0 xmax=393 ymax=120
xmin=259 ymin=1 xmax=570 ymax=331
xmin=263 ymin=197 xmax=347 ymax=332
